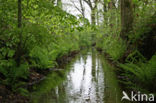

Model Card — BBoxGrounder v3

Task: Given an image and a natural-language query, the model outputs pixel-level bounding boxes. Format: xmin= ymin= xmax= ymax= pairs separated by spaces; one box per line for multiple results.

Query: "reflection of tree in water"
xmin=37 ymin=83 xmax=68 ymax=103
xmin=81 ymin=49 xmax=88 ymax=65
xmin=92 ymin=48 xmax=96 ymax=80
xmin=95 ymin=55 xmax=101 ymax=102
xmin=81 ymin=49 xmax=88 ymax=82
xmin=50 ymin=84 xmax=67 ymax=103
xmin=92 ymin=49 xmax=105 ymax=102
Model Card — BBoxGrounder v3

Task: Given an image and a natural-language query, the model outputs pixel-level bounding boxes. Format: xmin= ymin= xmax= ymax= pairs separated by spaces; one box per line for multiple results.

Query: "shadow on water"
xmin=30 ymin=49 xmax=124 ymax=103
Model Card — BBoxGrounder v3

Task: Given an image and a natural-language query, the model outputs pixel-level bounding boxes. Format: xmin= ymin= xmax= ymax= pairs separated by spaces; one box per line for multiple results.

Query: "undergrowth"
xmin=96 ymin=0 xmax=156 ymax=94
xmin=120 ymin=54 xmax=156 ymax=93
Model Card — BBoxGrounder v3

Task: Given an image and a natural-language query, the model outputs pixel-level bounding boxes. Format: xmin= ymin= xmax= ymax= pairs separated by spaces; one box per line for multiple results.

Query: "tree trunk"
xmin=108 ymin=1 xmax=114 ymax=28
xmin=83 ymin=0 xmax=98 ymax=25
xmin=18 ymin=0 xmax=22 ymax=28
xmin=91 ymin=8 xmax=96 ymax=25
xmin=120 ymin=0 xmax=133 ymax=40
xmin=16 ymin=0 xmax=22 ymax=65
xmin=103 ymin=3 xmax=108 ymax=25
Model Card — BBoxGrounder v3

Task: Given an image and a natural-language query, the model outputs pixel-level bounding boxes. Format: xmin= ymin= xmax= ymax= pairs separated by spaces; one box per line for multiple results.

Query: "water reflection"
xmin=57 ymin=50 xmax=105 ymax=103
xmin=31 ymin=49 xmax=122 ymax=103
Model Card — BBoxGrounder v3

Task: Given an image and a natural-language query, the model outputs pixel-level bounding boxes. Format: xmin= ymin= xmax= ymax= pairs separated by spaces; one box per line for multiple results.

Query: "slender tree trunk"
xmin=16 ymin=0 xmax=22 ymax=65
xmin=18 ymin=0 xmax=22 ymax=28
xmin=108 ymin=1 xmax=114 ymax=28
xmin=115 ymin=0 xmax=119 ymax=26
xmin=120 ymin=0 xmax=133 ymax=40
xmin=83 ymin=0 xmax=98 ymax=25
xmin=91 ymin=8 xmax=96 ymax=25
xmin=103 ymin=3 xmax=108 ymax=25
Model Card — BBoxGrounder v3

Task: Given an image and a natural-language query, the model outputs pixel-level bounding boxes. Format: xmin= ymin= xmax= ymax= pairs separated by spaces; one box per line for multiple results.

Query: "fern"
xmin=120 ymin=54 xmax=156 ymax=93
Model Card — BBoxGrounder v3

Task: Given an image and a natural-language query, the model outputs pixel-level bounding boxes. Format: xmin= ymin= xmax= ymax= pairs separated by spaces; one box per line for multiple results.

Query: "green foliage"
xmin=95 ymin=0 xmax=156 ymax=94
xmin=17 ymin=88 xmax=29 ymax=97
xmin=96 ymin=26 xmax=127 ymax=60
xmin=95 ymin=6 xmax=127 ymax=60
xmin=120 ymin=54 xmax=156 ymax=93
xmin=30 ymin=46 xmax=53 ymax=69
xmin=118 ymin=1 xmax=156 ymax=93
xmin=129 ymin=0 xmax=156 ymax=43
xmin=0 ymin=0 xmax=91 ymax=92
xmin=77 ymin=28 xmax=92 ymax=48
xmin=0 ymin=0 xmax=155 ymax=98
xmin=0 ymin=59 xmax=29 ymax=90
xmin=125 ymin=50 xmax=146 ymax=63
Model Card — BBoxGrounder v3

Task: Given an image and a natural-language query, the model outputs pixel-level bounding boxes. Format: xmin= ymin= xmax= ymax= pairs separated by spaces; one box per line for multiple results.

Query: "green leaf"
xmin=8 ymin=50 xmax=15 ymax=58
xmin=132 ymin=0 xmax=138 ymax=4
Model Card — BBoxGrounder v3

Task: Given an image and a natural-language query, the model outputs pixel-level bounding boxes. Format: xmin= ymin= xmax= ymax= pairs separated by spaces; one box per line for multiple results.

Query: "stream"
xmin=30 ymin=49 xmax=123 ymax=103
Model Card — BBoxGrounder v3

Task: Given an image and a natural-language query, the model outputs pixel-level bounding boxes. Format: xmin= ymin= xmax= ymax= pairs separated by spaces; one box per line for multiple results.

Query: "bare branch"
xmin=70 ymin=0 xmax=85 ymax=18
xmin=79 ymin=0 xmax=85 ymax=17
xmin=84 ymin=0 xmax=93 ymax=9
xmin=71 ymin=0 xmax=82 ymax=13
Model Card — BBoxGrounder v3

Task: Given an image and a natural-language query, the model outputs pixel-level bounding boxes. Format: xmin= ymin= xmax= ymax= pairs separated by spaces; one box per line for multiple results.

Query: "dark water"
xmin=30 ymin=49 xmax=123 ymax=103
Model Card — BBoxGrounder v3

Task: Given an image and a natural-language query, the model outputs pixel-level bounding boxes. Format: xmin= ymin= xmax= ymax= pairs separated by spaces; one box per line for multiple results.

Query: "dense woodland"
xmin=0 ymin=0 xmax=156 ymax=102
